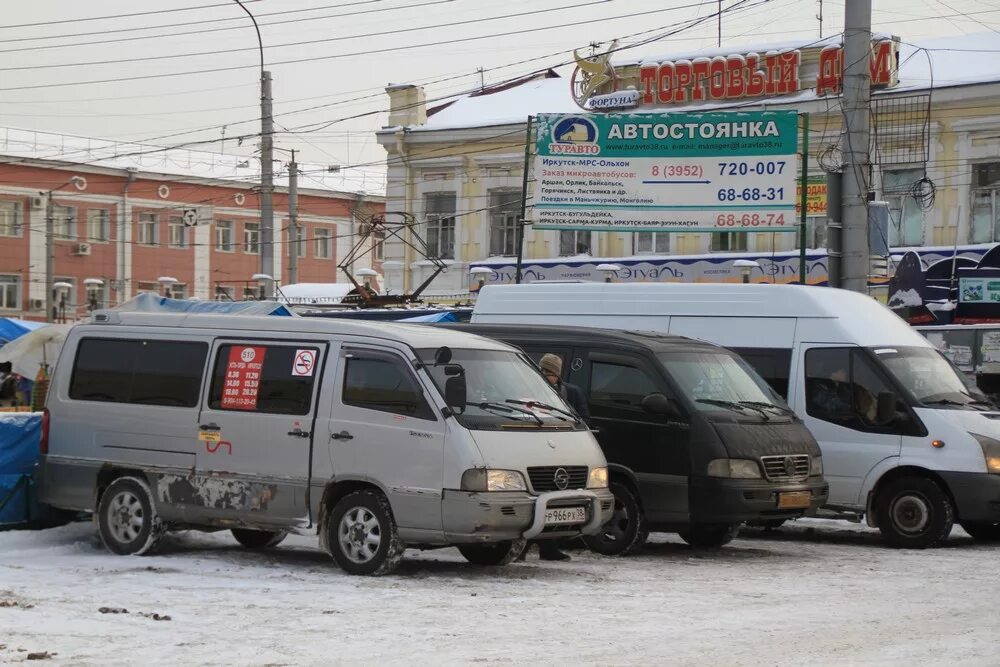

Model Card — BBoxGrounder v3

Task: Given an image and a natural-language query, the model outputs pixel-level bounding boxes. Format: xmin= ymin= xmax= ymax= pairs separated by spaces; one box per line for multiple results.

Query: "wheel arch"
xmin=317 ymin=477 xmax=389 ymax=532
xmin=607 ymin=464 xmax=643 ymax=508
xmin=865 ymin=465 xmax=957 ymax=528
xmin=94 ymin=466 xmax=151 ymax=511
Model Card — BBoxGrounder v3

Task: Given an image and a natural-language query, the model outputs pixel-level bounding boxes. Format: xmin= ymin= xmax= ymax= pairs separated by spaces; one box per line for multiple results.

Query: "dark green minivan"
xmin=443 ymin=324 xmax=829 ymax=553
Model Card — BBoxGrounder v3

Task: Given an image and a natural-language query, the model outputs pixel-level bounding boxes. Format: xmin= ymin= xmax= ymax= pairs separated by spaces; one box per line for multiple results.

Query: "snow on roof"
xmin=0 ymin=126 xmax=386 ymax=197
xmin=417 ymin=75 xmax=580 ymax=131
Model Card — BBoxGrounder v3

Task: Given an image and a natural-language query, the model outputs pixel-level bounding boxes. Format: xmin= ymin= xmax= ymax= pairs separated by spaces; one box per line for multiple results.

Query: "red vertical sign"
xmin=220 ymin=345 xmax=267 ymax=410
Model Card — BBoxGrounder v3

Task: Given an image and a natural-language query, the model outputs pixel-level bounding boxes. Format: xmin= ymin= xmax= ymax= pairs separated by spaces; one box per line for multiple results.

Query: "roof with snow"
xmin=0 ymin=127 xmax=386 ymax=198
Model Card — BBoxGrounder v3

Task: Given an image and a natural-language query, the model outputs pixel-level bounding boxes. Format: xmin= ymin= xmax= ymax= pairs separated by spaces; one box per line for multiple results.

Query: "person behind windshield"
xmin=809 ymin=361 xmax=877 ymax=424
xmin=539 ymin=354 xmax=590 ymax=423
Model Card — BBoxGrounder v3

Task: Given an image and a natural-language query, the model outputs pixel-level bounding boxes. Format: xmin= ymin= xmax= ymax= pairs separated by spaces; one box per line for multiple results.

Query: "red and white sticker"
xmin=292 ymin=349 xmax=316 ymax=377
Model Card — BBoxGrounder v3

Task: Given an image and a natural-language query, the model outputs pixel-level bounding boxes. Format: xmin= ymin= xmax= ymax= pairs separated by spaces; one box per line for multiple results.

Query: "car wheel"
xmin=678 ymin=522 xmax=740 ymax=548
xmin=457 ymin=539 xmax=526 ymax=566
xmin=231 ymin=528 xmax=287 ymax=549
xmin=583 ymin=481 xmax=646 ymax=556
xmin=875 ymin=476 xmax=954 ymax=549
xmin=97 ymin=476 xmax=164 ymax=556
xmin=325 ymin=490 xmax=404 ymax=576
xmin=961 ymin=521 xmax=1000 ymax=542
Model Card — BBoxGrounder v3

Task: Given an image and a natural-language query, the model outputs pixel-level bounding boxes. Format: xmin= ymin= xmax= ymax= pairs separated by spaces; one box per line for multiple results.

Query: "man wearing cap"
xmin=538 ymin=353 xmax=590 ymax=423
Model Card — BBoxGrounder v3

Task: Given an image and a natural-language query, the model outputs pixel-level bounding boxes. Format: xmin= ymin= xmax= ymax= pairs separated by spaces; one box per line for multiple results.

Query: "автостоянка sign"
xmin=532 ymin=111 xmax=799 ymax=233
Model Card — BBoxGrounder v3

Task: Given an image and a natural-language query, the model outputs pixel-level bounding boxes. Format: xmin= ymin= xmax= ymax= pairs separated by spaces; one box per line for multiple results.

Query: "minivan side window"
xmin=731 ymin=347 xmax=792 ymax=398
xmin=208 ymin=344 xmax=319 ymax=415
xmin=805 ymin=347 xmax=900 ymax=433
xmin=342 ymin=353 xmax=434 ymax=420
xmin=70 ymin=338 xmax=207 ymax=407
xmin=590 ymin=360 xmax=658 ymax=409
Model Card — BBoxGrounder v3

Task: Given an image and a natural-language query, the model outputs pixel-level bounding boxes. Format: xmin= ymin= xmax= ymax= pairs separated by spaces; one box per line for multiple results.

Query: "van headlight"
xmin=971 ymin=433 xmax=1000 ymax=474
xmin=707 ymin=458 xmax=761 ymax=479
xmin=461 ymin=469 xmax=527 ymax=491
xmin=587 ymin=467 xmax=609 ymax=489
xmin=810 ymin=456 xmax=824 ymax=477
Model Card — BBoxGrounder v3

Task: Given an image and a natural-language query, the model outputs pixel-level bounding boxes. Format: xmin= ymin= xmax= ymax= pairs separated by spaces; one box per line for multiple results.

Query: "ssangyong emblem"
xmin=783 ymin=456 xmax=797 ymax=476
xmin=553 ymin=468 xmax=570 ymax=490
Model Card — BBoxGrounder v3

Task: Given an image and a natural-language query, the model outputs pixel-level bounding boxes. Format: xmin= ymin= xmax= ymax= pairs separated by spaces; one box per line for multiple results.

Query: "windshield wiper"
xmin=505 ymin=399 xmax=576 ymax=422
xmin=696 ymin=398 xmax=769 ymax=420
xmin=474 ymin=401 xmax=543 ymax=425
xmin=738 ymin=401 xmax=795 ymax=416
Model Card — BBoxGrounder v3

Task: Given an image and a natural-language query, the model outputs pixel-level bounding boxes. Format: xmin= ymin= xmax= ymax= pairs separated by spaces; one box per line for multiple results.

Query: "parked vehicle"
xmin=916 ymin=323 xmax=1000 ymax=403
xmin=441 ymin=324 xmax=828 ymax=553
xmin=473 ymin=283 xmax=1000 ymax=548
xmin=37 ymin=312 xmax=613 ymax=575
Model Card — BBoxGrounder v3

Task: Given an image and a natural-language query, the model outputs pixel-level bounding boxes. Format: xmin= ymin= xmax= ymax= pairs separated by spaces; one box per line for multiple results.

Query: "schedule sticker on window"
xmin=221 ymin=345 xmax=267 ymax=410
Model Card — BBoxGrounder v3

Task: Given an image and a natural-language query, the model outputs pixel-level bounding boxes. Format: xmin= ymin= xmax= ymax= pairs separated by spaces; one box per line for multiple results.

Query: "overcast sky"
xmin=1 ymin=0 xmax=995 ymax=193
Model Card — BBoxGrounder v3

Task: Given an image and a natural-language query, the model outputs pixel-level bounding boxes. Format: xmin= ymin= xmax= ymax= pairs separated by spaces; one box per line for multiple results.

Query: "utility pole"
xmin=718 ymin=0 xmax=722 ymax=47
xmin=287 ymin=150 xmax=299 ymax=286
xmin=818 ymin=0 xmax=823 ymax=39
xmin=260 ymin=70 xmax=275 ymax=296
xmin=840 ymin=0 xmax=872 ymax=293
xmin=45 ymin=193 xmax=54 ymax=323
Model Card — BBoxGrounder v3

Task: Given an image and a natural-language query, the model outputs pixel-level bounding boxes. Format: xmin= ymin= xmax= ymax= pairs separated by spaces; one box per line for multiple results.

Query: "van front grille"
xmin=527 ymin=466 xmax=588 ymax=492
xmin=760 ymin=455 xmax=810 ymax=482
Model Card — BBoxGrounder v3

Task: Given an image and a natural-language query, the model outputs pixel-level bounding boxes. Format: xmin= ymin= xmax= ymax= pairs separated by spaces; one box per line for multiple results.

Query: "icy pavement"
xmin=1 ymin=519 xmax=997 ymax=666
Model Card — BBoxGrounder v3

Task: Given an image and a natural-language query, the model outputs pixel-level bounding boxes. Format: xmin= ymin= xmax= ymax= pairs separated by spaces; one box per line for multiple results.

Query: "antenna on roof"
xmin=477 ymin=67 xmax=484 ymax=91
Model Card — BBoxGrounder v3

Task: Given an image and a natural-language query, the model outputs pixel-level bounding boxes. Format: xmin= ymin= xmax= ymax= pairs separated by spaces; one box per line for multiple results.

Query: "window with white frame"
xmin=710 ymin=232 xmax=748 ymax=252
xmin=489 ymin=190 xmax=520 ymax=256
xmin=136 ymin=281 xmax=158 ymax=294
xmin=559 ymin=230 xmax=593 ymax=256
xmin=168 ymin=215 xmax=187 ymax=248
xmin=971 ymin=162 xmax=1000 ymax=244
xmin=634 ymin=232 xmax=670 ymax=254
xmin=374 ymin=230 xmax=385 ymax=261
xmin=0 ymin=275 xmax=20 ymax=310
xmin=794 ymin=217 xmax=828 ymax=249
xmin=0 ymin=201 xmax=23 ymax=237
xmin=54 ymin=205 xmax=76 ymax=240
xmin=215 ymin=220 xmax=234 ymax=251
xmin=244 ymin=222 xmax=260 ymax=254
xmin=315 ymin=227 xmax=332 ymax=259
xmin=425 ymin=192 xmax=456 ymax=259
xmin=288 ymin=225 xmax=306 ymax=258
xmin=215 ymin=285 xmax=235 ymax=301
xmin=170 ymin=283 xmax=187 ymax=299
xmin=883 ymin=168 xmax=924 ymax=247
xmin=87 ymin=208 xmax=110 ymax=242
xmin=138 ymin=212 xmax=158 ymax=245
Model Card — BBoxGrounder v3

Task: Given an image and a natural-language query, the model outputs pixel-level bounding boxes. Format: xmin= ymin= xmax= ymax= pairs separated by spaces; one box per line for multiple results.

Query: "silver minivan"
xmin=37 ymin=312 xmax=612 ymax=575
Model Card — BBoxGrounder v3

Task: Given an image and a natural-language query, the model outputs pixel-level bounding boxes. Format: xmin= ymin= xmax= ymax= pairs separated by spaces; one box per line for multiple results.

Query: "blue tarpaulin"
xmin=0 ymin=318 xmax=45 ymax=347
xmin=0 ymin=412 xmax=43 ymax=526
xmin=397 ymin=311 xmax=458 ymax=323
xmin=115 ymin=292 xmax=295 ymax=317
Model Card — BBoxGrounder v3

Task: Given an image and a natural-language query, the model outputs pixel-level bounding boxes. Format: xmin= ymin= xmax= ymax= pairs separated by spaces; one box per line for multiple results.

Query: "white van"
xmin=38 ymin=312 xmax=612 ymax=575
xmin=473 ymin=283 xmax=1000 ymax=548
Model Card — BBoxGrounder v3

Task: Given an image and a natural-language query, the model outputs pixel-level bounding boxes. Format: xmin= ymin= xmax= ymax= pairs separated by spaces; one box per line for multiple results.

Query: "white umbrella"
xmin=0 ymin=324 xmax=72 ymax=378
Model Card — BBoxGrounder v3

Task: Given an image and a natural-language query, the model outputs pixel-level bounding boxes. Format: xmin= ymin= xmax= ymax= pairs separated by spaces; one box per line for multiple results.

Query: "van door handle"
xmin=287 ymin=428 xmax=311 ymax=438
xmin=200 ymin=423 xmax=220 ymax=431
xmin=330 ymin=430 xmax=353 ymax=441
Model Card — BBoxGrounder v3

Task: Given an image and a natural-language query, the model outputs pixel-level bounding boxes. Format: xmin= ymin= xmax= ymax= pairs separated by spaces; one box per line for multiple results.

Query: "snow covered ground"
xmin=1 ymin=519 xmax=998 ymax=665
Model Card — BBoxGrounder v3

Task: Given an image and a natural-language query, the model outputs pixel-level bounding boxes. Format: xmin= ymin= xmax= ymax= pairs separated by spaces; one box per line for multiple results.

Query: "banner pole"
xmin=799 ymin=113 xmax=809 ymax=285
xmin=515 ymin=115 xmax=533 ymax=285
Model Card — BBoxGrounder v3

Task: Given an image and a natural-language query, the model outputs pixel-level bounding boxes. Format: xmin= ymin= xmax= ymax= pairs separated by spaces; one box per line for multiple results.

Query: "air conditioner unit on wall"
xmin=73 ymin=243 xmax=92 ymax=256
xmin=31 ymin=196 xmax=44 ymax=208
xmin=29 ymin=298 xmax=44 ymax=310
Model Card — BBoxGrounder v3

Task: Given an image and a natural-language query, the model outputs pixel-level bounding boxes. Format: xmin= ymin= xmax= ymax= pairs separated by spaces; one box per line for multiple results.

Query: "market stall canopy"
xmin=115 ymin=293 xmax=294 ymax=317
xmin=397 ymin=312 xmax=458 ymax=323
xmin=0 ymin=324 xmax=72 ymax=379
xmin=0 ymin=318 xmax=46 ymax=347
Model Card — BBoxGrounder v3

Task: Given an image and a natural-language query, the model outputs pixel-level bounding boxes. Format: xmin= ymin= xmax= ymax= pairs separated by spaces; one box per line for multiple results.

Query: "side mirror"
xmin=434 ymin=346 xmax=452 ymax=366
xmin=641 ymin=392 xmax=682 ymax=419
xmin=875 ymin=391 xmax=896 ymax=426
xmin=444 ymin=375 xmax=467 ymax=412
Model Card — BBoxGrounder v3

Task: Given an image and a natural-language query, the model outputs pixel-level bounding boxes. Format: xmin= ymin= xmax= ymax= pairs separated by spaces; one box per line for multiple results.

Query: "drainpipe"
xmin=395 ymin=127 xmax=413 ymax=293
xmin=119 ymin=169 xmax=137 ymax=304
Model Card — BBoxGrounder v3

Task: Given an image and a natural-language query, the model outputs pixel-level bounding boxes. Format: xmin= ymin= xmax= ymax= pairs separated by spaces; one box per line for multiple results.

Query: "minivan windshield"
xmin=659 ymin=351 xmax=790 ymax=415
xmin=873 ymin=346 xmax=992 ymax=408
xmin=417 ymin=348 xmax=583 ymax=430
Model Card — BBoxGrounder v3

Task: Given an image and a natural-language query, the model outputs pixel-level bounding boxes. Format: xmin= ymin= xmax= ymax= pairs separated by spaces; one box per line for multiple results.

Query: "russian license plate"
xmin=544 ymin=506 xmax=587 ymax=525
xmin=777 ymin=491 xmax=811 ymax=509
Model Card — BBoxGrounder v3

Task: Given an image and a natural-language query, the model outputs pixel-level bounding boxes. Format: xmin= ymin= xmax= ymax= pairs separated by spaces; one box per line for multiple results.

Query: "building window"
xmin=710 ymin=232 xmax=748 ymax=252
xmin=0 ymin=275 xmax=20 ymax=310
xmin=559 ymin=230 xmax=592 ymax=256
xmin=244 ymin=222 xmax=260 ymax=254
xmin=215 ymin=220 xmax=234 ymax=252
xmin=971 ymin=163 xmax=1000 ymax=244
xmin=425 ymin=192 xmax=456 ymax=259
xmin=168 ymin=283 xmax=187 ymax=300
xmin=54 ymin=205 xmax=76 ymax=240
xmin=795 ymin=217 xmax=829 ymax=249
xmin=374 ymin=230 xmax=385 ymax=261
xmin=634 ymin=232 xmax=670 ymax=254
xmin=86 ymin=209 xmax=110 ymax=242
xmin=136 ymin=281 xmax=158 ymax=294
xmin=489 ymin=190 xmax=521 ymax=256
xmin=0 ymin=201 xmax=23 ymax=237
xmin=138 ymin=212 xmax=158 ymax=246
xmin=315 ymin=228 xmax=332 ymax=259
xmin=883 ymin=168 xmax=924 ymax=247
xmin=214 ymin=285 xmax=235 ymax=301
xmin=288 ymin=225 xmax=306 ymax=258
xmin=168 ymin=216 xmax=187 ymax=248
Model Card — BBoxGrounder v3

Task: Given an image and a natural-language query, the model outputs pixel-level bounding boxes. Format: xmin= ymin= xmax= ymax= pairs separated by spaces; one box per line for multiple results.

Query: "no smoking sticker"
xmin=292 ymin=349 xmax=316 ymax=377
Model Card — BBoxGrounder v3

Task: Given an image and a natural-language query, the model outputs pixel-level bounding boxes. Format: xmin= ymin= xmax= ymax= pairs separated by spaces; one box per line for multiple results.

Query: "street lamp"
xmin=83 ymin=278 xmax=104 ymax=311
xmin=469 ymin=266 xmax=491 ymax=292
xmin=52 ymin=282 xmax=72 ymax=323
xmin=157 ymin=276 xmax=178 ymax=298
xmin=596 ymin=263 xmax=622 ymax=283
xmin=733 ymin=259 xmax=760 ymax=284
xmin=251 ymin=273 xmax=273 ymax=300
xmin=44 ymin=175 xmax=86 ymax=323
xmin=356 ymin=268 xmax=378 ymax=292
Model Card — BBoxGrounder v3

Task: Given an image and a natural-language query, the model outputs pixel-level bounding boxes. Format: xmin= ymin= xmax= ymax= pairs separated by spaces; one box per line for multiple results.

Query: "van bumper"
xmin=937 ymin=471 xmax=1000 ymax=523
xmin=441 ymin=488 xmax=614 ymax=543
xmin=689 ymin=476 xmax=829 ymax=523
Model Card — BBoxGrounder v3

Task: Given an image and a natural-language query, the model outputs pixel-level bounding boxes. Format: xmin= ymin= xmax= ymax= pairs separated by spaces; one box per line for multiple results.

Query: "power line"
xmin=0 ymin=0 xmax=263 ymax=30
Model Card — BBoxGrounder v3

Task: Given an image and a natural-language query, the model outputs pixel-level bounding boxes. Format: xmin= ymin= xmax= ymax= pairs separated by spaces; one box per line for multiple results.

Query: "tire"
xmin=457 ymin=539 xmax=526 ymax=566
xmin=961 ymin=521 xmax=1000 ymax=542
xmin=678 ymin=522 xmax=740 ymax=548
xmin=96 ymin=476 xmax=164 ymax=556
xmin=325 ymin=490 xmax=404 ymax=576
xmin=583 ymin=481 xmax=646 ymax=556
xmin=875 ymin=476 xmax=954 ymax=549
xmin=231 ymin=528 xmax=287 ymax=549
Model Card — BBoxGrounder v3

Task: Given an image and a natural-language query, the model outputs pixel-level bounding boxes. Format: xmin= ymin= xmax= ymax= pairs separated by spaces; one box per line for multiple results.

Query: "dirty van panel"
xmin=190 ymin=341 xmax=328 ymax=527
